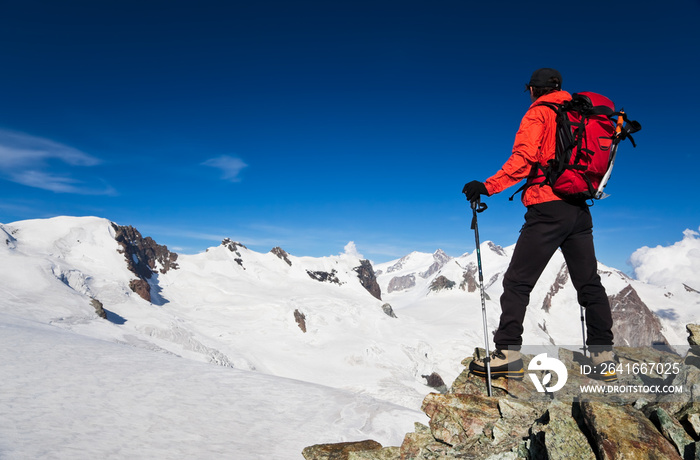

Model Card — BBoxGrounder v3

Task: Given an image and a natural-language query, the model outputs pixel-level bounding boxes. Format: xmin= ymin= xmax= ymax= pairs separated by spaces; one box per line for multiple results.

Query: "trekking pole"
xmin=580 ymin=305 xmax=588 ymax=358
xmin=470 ymin=198 xmax=492 ymax=396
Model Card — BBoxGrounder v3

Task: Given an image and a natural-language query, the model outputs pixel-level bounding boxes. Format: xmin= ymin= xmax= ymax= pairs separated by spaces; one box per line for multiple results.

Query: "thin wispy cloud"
xmin=0 ymin=129 xmax=114 ymax=195
xmin=202 ymin=155 xmax=248 ymax=182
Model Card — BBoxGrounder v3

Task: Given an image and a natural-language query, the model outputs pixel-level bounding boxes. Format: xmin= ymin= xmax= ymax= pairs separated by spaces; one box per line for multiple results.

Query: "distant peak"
xmin=222 ymin=238 xmax=247 ymax=252
xmin=486 ymin=241 xmax=506 ymax=257
xmin=433 ymin=249 xmax=451 ymax=263
xmin=270 ymin=246 xmax=292 ymax=266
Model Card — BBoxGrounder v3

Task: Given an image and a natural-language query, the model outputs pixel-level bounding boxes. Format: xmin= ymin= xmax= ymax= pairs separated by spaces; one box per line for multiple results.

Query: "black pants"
xmin=493 ymin=200 xmax=614 ymax=350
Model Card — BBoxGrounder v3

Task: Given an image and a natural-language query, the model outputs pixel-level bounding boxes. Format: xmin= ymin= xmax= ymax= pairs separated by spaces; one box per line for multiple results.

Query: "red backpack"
xmin=516 ymin=92 xmax=641 ymax=202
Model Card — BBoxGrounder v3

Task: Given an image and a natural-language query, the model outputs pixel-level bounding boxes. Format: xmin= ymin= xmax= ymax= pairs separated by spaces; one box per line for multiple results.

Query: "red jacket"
xmin=484 ymin=90 xmax=572 ymax=206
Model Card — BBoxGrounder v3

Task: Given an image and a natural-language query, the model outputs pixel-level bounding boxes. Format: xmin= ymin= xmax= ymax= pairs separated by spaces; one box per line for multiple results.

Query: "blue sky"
xmin=1 ymin=0 xmax=698 ymax=275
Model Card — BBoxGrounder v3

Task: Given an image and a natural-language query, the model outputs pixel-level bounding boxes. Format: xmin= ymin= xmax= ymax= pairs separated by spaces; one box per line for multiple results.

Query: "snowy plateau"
xmin=1 ymin=216 xmax=698 ymax=459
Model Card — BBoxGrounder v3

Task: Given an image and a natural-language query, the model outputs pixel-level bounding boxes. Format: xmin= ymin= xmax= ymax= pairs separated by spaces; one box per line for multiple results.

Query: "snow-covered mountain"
xmin=1 ymin=216 xmax=698 ymax=458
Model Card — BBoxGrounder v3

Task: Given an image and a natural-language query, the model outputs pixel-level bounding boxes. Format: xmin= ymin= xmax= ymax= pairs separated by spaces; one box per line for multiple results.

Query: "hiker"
xmin=462 ymin=68 xmax=616 ymax=382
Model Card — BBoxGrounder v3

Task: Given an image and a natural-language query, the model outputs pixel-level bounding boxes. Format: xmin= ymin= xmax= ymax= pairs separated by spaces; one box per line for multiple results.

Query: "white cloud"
xmin=202 ymin=155 xmax=247 ymax=182
xmin=343 ymin=241 xmax=364 ymax=259
xmin=630 ymin=226 xmax=700 ymax=289
xmin=0 ymin=129 xmax=112 ymax=195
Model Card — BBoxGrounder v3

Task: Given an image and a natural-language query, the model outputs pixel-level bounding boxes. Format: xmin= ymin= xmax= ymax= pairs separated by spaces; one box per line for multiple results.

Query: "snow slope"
xmin=1 ymin=216 xmax=698 ymax=458
xmin=0 ymin=313 xmax=421 ymax=459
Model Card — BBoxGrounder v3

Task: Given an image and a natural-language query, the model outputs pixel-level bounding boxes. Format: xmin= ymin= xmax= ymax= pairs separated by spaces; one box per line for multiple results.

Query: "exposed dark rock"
xmin=346 ymin=446 xmax=400 ymax=459
xmin=380 ymin=303 xmax=397 ymax=318
xmin=354 ymin=260 xmax=381 ymax=300
xmin=428 ymin=275 xmax=455 ymax=292
xmin=683 ymin=411 xmax=700 ymax=438
xmin=112 ymin=223 xmax=178 ymax=302
xmin=684 ymin=284 xmax=700 ymax=294
xmin=294 ymin=309 xmax=306 ymax=333
xmin=234 ymin=258 xmax=245 ymax=269
xmin=530 ymin=400 xmax=596 ymax=459
xmin=387 ymin=274 xmax=415 ymax=293
xmin=222 ymin=238 xmax=247 ymax=257
xmin=542 ymin=263 xmax=569 ymax=313
xmin=487 ymin=241 xmax=507 ymax=256
xmin=112 ymin=223 xmax=179 ymax=279
xmin=302 ymin=440 xmax=383 ymax=460
xmin=386 ymin=255 xmax=410 ymax=273
xmin=421 ymin=392 xmax=501 ymax=447
xmin=687 ymin=324 xmax=700 ymax=347
xmin=459 ymin=264 xmax=478 ymax=292
xmin=609 ymin=285 xmax=668 ymax=347
xmin=3 ymin=227 xmax=16 ymax=249
xmin=270 ymin=246 xmax=292 ymax=266
xmin=422 ymin=372 xmax=447 ymax=393
xmin=90 ymin=298 xmax=107 ymax=319
xmin=418 ymin=262 xmax=440 ymax=279
xmin=129 ymin=279 xmax=151 ymax=303
xmin=399 ymin=423 xmax=451 ymax=459
xmin=306 ymin=269 xmax=341 ymax=285
xmin=650 ymin=407 xmax=695 ymax=457
xmin=581 ymin=401 xmax=682 ymax=459
xmin=419 ymin=250 xmax=451 ymax=279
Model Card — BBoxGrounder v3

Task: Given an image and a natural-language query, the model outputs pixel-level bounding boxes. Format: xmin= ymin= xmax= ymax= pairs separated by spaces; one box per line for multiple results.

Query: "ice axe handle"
xmin=615 ymin=110 xmax=625 ymax=135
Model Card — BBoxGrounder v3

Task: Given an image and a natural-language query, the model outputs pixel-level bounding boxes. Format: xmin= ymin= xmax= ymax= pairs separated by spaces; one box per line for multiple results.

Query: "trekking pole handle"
xmin=470 ymin=199 xmax=488 ymax=213
xmin=470 ymin=199 xmax=487 ymax=230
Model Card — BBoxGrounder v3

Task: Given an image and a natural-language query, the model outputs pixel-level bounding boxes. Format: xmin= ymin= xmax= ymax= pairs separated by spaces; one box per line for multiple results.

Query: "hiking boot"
xmin=469 ymin=349 xmax=524 ymax=380
xmin=589 ymin=349 xmax=618 ymax=382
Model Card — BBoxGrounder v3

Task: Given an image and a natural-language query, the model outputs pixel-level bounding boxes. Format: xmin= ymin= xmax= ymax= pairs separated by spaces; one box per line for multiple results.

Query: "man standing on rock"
xmin=462 ymin=68 xmax=616 ymax=382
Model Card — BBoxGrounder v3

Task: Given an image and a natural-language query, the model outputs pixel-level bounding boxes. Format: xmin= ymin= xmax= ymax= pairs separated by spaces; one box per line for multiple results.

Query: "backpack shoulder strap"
xmin=507 ymin=101 xmax=564 ymax=201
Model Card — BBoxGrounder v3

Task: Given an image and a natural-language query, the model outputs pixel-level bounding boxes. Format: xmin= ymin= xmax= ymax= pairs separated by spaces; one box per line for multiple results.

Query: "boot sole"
xmin=469 ymin=359 xmax=525 ymax=380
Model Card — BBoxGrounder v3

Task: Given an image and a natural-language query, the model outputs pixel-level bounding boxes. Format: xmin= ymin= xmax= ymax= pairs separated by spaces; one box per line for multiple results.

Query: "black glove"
xmin=462 ymin=181 xmax=488 ymax=202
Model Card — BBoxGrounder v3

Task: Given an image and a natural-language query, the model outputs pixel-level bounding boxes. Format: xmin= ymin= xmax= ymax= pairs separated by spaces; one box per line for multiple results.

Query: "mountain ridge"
xmin=2 ymin=215 xmax=698 ymax=409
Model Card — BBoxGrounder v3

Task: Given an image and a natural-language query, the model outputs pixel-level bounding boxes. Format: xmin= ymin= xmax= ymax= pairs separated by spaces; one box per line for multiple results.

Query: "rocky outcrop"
xmin=421 ymin=372 xmax=447 ymax=393
xmin=113 ymin=224 xmax=179 ymax=278
xmin=610 ymin=285 xmax=668 ymax=347
xmin=542 ymin=263 xmax=569 ymax=313
xmin=487 ymin=241 xmax=507 ymax=257
xmin=302 ymin=440 xmax=383 ymax=459
xmin=307 ymin=269 xmax=342 ymax=285
xmin=582 ymin=401 xmax=682 ymax=459
xmin=2 ymin=225 xmax=17 ymax=249
xmin=294 ymin=309 xmax=307 ymax=333
xmin=222 ymin=238 xmax=247 ymax=256
xmin=304 ymin=324 xmax=700 ymax=459
xmin=270 ymin=246 xmax=292 ymax=266
xmin=90 ymin=298 xmax=107 ymax=319
xmin=687 ymin=324 xmax=700 ymax=347
xmin=387 ymin=274 xmax=415 ymax=293
xmin=429 ymin=275 xmax=455 ymax=292
xmin=381 ymin=303 xmax=397 ymax=318
xmin=459 ymin=264 xmax=478 ymax=293
xmin=386 ymin=255 xmax=410 ymax=273
xmin=129 ymin=279 xmax=152 ymax=303
xmin=419 ymin=250 xmax=451 ymax=279
xmin=112 ymin=223 xmax=179 ymax=302
xmin=222 ymin=239 xmax=247 ymax=269
xmin=354 ymin=260 xmax=381 ymax=300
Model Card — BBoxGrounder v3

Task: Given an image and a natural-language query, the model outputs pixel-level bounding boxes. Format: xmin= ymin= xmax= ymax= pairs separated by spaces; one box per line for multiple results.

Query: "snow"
xmin=1 ymin=216 xmax=698 ymax=458
xmin=0 ymin=313 xmax=420 ymax=459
